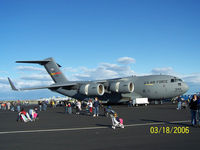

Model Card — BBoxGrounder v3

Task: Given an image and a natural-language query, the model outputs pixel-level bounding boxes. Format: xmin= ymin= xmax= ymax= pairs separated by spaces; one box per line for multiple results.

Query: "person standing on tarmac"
xmin=189 ymin=94 xmax=198 ymax=127
xmin=76 ymin=100 xmax=82 ymax=115
xmin=177 ymin=96 xmax=182 ymax=110
xmin=64 ymin=102 xmax=68 ymax=113
xmin=87 ymin=99 xmax=93 ymax=116
xmin=16 ymin=102 xmax=21 ymax=112
xmin=197 ymin=95 xmax=200 ymax=127
xmin=93 ymin=97 xmax=100 ymax=117
xmin=67 ymin=102 xmax=72 ymax=114
xmin=38 ymin=101 xmax=42 ymax=111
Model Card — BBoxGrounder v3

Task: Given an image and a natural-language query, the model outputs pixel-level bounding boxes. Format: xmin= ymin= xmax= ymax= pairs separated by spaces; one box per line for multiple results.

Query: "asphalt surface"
xmin=0 ymin=104 xmax=199 ymax=150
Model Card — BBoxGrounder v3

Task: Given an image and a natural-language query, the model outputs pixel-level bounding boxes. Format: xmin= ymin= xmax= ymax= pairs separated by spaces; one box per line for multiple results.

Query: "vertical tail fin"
xmin=16 ymin=57 xmax=68 ymax=83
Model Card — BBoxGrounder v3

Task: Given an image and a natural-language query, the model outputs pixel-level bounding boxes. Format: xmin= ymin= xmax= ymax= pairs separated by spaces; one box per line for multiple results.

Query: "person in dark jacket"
xmin=197 ymin=95 xmax=200 ymax=127
xmin=189 ymin=94 xmax=198 ymax=126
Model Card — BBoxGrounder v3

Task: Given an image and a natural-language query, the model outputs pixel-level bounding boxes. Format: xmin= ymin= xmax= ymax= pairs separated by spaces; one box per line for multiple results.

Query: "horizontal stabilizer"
xmin=16 ymin=60 xmax=50 ymax=65
xmin=16 ymin=59 xmax=61 ymax=67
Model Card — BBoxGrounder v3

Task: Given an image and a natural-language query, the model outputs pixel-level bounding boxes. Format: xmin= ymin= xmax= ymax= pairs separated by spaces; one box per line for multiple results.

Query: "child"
xmin=17 ymin=108 xmax=31 ymax=122
xmin=87 ymin=100 xmax=93 ymax=115
xmin=110 ymin=112 xmax=124 ymax=129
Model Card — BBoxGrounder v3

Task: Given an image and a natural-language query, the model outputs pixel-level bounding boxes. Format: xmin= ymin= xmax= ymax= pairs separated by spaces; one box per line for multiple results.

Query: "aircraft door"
xmin=162 ymin=84 xmax=168 ymax=99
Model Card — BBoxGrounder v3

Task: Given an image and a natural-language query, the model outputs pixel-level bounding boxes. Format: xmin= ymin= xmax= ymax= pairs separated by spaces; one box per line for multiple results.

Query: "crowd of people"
xmin=0 ymin=101 xmax=23 ymax=112
xmin=63 ymin=97 xmax=111 ymax=117
xmin=57 ymin=97 xmax=124 ymax=129
xmin=3 ymin=94 xmax=200 ymax=128
xmin=0 ymin=97 xmax=124 ymax=129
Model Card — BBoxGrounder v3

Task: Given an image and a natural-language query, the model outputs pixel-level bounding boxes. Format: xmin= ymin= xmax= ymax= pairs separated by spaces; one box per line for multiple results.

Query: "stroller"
xmin=104 ymin=106 xmax=113 ymax=117
xmin=29 ymin=108 xmax=38 ymax=121
xmin=110 ymin=112 xmax=124 ymax=129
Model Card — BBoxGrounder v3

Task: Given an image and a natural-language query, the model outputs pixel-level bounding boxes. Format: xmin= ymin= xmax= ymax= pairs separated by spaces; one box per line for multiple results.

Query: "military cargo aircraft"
xmin=8 ymin=57 xmax=189 ymax=103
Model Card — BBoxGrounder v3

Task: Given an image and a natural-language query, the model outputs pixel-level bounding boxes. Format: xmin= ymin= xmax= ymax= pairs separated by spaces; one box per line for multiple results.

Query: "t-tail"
xmin=16 ymin=57 xmax=68 ymax=83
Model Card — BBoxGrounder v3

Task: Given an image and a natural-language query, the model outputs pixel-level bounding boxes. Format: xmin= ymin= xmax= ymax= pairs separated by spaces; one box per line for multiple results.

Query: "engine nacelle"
xmin=79 ymin=83 xmax=105 ymax=96
xmin=110 ymin=81 xmax=134 ymax=93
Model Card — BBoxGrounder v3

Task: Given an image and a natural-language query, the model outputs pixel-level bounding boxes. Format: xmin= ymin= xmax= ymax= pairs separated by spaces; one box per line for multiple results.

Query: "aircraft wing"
xmin=94 ymin=77 xmax=125 ymax=84
xmin=8 ymin=77 xmax=77 ymax=91
xmin=8 ymin=77 xmax=18 ymax=91
xmin=95 ymin=77 xmax=123 ymax=82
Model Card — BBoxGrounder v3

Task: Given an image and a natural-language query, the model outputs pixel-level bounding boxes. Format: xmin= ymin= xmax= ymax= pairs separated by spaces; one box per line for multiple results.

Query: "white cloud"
xmin=181 ymin=74 xmax=200 ymax=94
xmin=0 ymin=83 xmax=10 ymax=92
xmin=100 ymin=63 xmax=131 ymax=73
xmin=16 ymin=80 xmax=53 ymax=88
xmin=117 ymin=57 xmax=136 ymax=64
xmin=20 ymin=74 xmax=52 ymax=81
xmin=74 ymin=66 xmax=119 ymax=80
xmin=60 ymin=57 xmax=136 ymax=81
xmin=0 ymin=77 xmax=8 ymax=84
xmin=151 ymin=67 xmax=174 ymax=75
xmin=17 ymin=66 xmax=45 ymax=72
xmin=182 ymin=73 xmax=200 ymax=84
xmin=72 ymin=60 xmax=135 ymax=81
xmin=63 ymin=67 xmax=78 ymax=73
xmin=0 ymin=71 xmax=8 ymax=74
xmin=0 ymin=77 xmax=13 ymax=92
xmin=8 ymin=67 xmax=54 ymax=89
xmin=15 ymin=65 xmax=53 ymax=83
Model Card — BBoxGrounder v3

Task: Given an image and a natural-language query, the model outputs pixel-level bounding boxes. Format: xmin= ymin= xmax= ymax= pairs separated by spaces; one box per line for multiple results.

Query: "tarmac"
xmin=0 ymin=104 xmax=199 ymax=150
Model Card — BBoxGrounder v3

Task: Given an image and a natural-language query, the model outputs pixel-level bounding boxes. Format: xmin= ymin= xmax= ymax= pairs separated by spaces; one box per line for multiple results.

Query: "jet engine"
xmin=79 ymin=83 xmax=105 ymax=96
xmin=110 ymin=81 xmax=134 ymax=93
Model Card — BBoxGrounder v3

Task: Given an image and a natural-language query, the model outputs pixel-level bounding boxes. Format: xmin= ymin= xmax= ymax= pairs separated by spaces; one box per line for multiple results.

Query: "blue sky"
xmin=0 ymin=0 xmax=200 ymax=99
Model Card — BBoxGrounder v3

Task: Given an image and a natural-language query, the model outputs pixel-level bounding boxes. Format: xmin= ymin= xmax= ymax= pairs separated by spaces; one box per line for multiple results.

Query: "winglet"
xmin=8 ymin=77 xmax=18 ymax=91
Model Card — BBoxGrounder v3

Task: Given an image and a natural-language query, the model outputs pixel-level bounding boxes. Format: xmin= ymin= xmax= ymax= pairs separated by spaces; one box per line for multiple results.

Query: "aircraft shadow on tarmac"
xmin=141 ymin=119 xmax=191 ymax=127
xmin=56 ymin=111 xmax=106 ymax=117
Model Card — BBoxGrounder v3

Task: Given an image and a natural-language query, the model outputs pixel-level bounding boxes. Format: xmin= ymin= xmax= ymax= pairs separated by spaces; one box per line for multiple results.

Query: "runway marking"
xmin=0 ymin=120 xmax=190 ymax=135
xmin=125 ymin=120 xmax=190 ymax=127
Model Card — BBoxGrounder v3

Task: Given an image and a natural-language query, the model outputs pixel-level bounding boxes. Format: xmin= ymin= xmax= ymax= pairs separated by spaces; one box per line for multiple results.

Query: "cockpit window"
xmin=171 ymin=78 xmax=182 ymax=83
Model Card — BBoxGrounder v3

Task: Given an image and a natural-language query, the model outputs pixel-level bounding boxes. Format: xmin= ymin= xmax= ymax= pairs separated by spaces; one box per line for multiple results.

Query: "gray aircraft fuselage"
xmin=52 ymin=75 xmax=188 ymax=103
